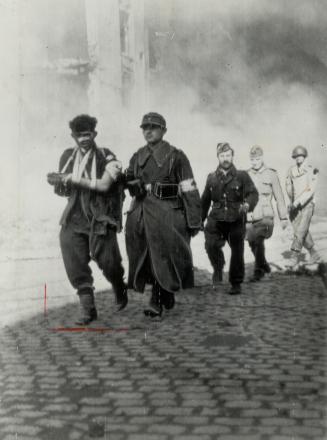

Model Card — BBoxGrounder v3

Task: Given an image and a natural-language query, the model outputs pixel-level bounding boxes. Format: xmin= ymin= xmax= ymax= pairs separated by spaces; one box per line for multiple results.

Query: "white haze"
xmin=0 ymin=0 xmax=326 ymax=255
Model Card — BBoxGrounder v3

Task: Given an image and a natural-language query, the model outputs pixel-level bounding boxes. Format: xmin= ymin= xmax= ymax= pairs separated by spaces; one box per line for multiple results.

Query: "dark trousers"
xmin=140 ymin=252 xmax=173 ymax=306
xmin=246 ymin=219 xmax=274 ymax=276
xmin=204 ymin=218 xmax=245 ymax=285
xmin=60 ymin=224 xmax=125 ymax=295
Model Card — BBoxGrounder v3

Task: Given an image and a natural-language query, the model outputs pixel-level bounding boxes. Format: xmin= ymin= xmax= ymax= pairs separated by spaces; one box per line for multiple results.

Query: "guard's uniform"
xmin=285 ymin=161 xmax=318 ymax=252
xmin=246 ymin=165 xmax=287 ymax=276
xmin=201 ymin=165 xmax=258 ymax=286
xmin=125 ymin=140 xmax=201 ymax=295
xmin=54 ymin=146 xmax=126 ymax=297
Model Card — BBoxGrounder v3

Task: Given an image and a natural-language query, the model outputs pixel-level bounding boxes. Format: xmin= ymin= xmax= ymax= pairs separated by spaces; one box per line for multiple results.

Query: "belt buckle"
xmin=153 ymin=182 xmax=162 ymax=199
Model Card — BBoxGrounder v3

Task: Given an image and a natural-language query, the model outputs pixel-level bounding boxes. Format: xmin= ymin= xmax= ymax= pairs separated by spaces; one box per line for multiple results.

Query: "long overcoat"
xmin=125 ymin=141 xmax=201 ymax=293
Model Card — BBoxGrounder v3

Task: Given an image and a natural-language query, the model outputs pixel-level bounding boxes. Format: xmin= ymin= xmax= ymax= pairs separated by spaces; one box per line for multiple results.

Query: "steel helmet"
xmin=292 ymin=145 xmax=308 ymax=158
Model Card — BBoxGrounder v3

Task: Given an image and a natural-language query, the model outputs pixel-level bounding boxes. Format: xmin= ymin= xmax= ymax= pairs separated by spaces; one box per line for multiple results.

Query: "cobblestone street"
xmin=0 ymin=270 xmax=326 ymax=440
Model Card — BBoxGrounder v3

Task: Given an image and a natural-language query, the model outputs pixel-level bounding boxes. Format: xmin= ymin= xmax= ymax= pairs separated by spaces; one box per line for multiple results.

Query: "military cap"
xmin=217 ymin=142 xmax=234 ymax=155
xmin=140 ymin=112 xmax=166 ymax=128
xmin=292 ymin=145 xmax=308 ymax=158
xmin=250 ymin=145 xmax=264 ymax=157
xmin=69 ymin=114 xmax=97 ymax=133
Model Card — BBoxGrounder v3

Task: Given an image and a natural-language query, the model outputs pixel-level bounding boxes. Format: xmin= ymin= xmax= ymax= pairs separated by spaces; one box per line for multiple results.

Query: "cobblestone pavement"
xmin=0 ymin=270 xmax=327 ymax=440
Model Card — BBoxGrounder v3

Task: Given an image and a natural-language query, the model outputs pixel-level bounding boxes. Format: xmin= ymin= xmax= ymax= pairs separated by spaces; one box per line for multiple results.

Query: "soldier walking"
xmin=246 ymin=146 xmax=288 ymax=281
xmin=201 ymin=143 xmax=258 ymax=295
xmin=47 ymin=115 xmax=127 ymax=325
xmin=286 ymin=146 xmax=321 ymax=268
xmin=125 ymin=112 xmax=202 ymax=317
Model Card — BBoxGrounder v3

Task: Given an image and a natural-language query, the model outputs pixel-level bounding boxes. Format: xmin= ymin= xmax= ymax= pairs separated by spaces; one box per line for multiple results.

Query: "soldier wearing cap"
xmin=47 ymin=114 xmax=127 ymax=325
xmin=246 ymin=145 xmax=288 ymax=281
xmin=124 ymin=112 xmax=202 ymax=317
xmin=285 ymin=146 xmax=321 ymax=268
xmin=201 ymin=143 xmax=258 ymax=294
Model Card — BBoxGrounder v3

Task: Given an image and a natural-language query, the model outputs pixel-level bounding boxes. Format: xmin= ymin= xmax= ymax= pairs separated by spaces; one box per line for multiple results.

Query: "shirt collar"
xmin=251 ymin=164 xmax=266 ymax=174
xmin=217 ymin=164 xmax=236 ymax=177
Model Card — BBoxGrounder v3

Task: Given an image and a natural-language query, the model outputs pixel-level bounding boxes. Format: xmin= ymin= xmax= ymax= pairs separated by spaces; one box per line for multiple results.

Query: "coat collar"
xmin=216 ymin=164 xmax=237 ymax=186
xmin=250 ymin=164 xmax=266 ymax=174
xmin=138 ymin=140 xmax=174 ymax=168
xmin=217 ymin=164 xmax=237 ymax=177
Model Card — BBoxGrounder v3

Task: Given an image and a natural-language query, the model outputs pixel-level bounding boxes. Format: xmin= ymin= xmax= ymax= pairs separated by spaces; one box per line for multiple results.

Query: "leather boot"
xmin=249 ymin=269 xmax=265 ymax=282
xmin=161 ymin=291 xmax=175 ymax=310
xmin=75 ymin=288 xmax=98 ymax=325
xmin=212 ymin=268 xmax=223 ymax=287
xmin=286 ymin=251 xmax=300 ymax=270
xmin=229 ymin=284 xmax=242 ymax=295
xmin=115 ymin=285 xmax=128 ymax=312
xmin=144 ymin=283 xmax=162 ymax=317
xmin=262 ymin=262 xmax=271 ymax=274
xmin=308 ymin=248 xmax=321 ymax=265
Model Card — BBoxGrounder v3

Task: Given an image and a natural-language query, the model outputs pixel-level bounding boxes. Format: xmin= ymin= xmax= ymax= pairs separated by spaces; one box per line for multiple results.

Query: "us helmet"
xmin=292 ymin=145 xmax=308 ymax=159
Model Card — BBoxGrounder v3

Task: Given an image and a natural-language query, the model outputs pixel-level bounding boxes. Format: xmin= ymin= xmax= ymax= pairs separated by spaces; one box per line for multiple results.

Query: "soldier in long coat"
xmin=125 ymin=112 xmax=202 ymax=317
xmin=47 ymin=114 xmax=127 ymax=325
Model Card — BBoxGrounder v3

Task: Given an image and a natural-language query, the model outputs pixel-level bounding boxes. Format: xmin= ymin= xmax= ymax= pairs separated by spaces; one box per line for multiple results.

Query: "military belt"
xmin=152 ymin=182 xmax=179 ymax=200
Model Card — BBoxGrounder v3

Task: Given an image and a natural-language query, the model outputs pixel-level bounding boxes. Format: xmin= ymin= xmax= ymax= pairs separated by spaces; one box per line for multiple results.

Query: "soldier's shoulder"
xmin=265 ymin=167 xmax=279 ymax=178
xmin=98 ymin=147 xmax=116 ymax=161
xmin=206 ymin=171 xmax=217 ymax=183
xmin=237 ymin=169 xmax=250 ymax=178
xmin=62 ymin=147 xmax=74 ymax=155
xmin=60 ymin=148 xmax=75 ymax=160
xmin=134 ymin=145 xmax=148 ymax=155
xmin=287 ymin=165 xmax=295 ymax=174
xmin=174 ymin=147 xmax=191 ymax=161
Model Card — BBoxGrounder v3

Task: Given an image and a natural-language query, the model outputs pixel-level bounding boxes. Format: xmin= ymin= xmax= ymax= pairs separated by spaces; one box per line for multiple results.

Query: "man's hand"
xmin=239 ymin=202 xmax=250 ymax=214
xmin=105 ymin=160 xmax=122 ymax=181
xmin=189 ymin=227 xmax=201 ymax=237
xmin=126 ymin=179 xmax=147 ymax=198
xmin=62 ymin=173 xmax=72 ymax=185
xmin=47 ymin=172 xmax=67 ymax=186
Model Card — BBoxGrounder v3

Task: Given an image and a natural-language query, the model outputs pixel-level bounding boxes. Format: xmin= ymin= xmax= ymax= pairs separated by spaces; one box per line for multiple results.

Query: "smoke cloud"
xmin=1 ymin=0 xmax=327 ymax=250
xmin=145 ymin=0 xmax=327 ymax=199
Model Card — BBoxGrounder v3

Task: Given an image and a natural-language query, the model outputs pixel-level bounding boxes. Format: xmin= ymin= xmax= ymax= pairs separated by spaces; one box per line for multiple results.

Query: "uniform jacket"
xmin=247 ymin=165 xmax=287 ymax=222
xmin=285 ymin=161 xmax=318 ymax=207
xmin=201 ymin=165 xmax=258 ymax=223
xmin=125 ymin=140 xmax=202 ymax=293
xmin=54 ymin=146 xmax=124 ymax=233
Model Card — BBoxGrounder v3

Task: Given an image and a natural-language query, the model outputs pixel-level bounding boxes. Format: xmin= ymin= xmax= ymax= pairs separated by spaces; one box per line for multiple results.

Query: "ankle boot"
xmin=75 ymin=288 xmax=98 ymax=325
xmin=115 ymin=285 xmax=128 ymax=312
xmin=144 ymin=283 xmax=162 ymax=317
xmin=212 ymin=268 xmax=223 ymax=286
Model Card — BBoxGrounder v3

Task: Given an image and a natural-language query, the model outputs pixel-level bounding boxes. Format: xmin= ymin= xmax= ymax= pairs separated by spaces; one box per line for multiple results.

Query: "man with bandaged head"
xmin=125 ymin=112 xmax=202 ymax=317
xmin=246 ymin=145 xmax=288 ymax=281
xmin=47 ymin=114 xmax=127 ymax=325
xmin=201 ymin=142 xmax=258 ymax=295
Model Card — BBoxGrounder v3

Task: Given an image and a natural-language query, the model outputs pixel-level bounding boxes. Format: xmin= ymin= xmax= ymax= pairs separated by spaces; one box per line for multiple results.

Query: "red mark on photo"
xmin=49 ymin=327 xmax=129 ymax=333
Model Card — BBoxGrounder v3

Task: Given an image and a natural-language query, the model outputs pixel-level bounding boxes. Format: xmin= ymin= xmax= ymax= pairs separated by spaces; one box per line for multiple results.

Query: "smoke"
xmin=145 ymin=0 xmax=327 ymax=202
xmin=1 ymin=0 xmax=327 ymax=247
